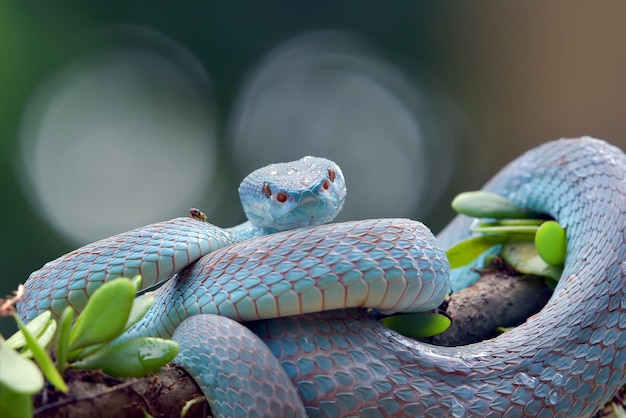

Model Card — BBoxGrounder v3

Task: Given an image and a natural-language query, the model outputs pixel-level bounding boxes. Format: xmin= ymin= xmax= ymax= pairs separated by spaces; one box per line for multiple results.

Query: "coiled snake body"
xmin=18 ymin=138 xmax=626 ymax=417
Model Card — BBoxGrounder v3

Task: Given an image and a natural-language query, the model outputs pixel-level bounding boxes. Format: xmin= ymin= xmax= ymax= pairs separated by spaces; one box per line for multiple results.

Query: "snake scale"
xmin=17 ymin=137 xmax=626 ymax=417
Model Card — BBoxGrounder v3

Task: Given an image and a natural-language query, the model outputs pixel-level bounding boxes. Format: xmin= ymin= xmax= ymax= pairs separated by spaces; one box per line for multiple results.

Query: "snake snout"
xmin=298 ymin=193 xmax=318 ymax=206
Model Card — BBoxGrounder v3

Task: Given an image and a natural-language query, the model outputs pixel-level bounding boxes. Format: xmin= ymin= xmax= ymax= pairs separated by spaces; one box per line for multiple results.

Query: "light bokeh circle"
xmin=228 ymin=31 xmax=458 ymax=222
xmin=18 ymin=27 xmax=219 ymax=243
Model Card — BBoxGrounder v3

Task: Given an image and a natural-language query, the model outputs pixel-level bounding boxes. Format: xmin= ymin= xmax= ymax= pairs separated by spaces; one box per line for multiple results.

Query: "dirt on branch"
xmin=33 ymin=366 xmax=208 ymax=418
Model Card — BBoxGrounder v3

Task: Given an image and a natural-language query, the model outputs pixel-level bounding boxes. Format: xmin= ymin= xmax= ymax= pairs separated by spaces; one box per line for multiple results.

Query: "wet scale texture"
xmin=243 ymin=137 xmax=626 ymax=417
xmin=123 ymin=218 xmax=449 ymax=339
xmin=18 ymin=138 xmax=626 ymax=417
xmin=172 ymin=314 xmax=307 ymax=418
xmin=17 ymin=217 xmax=236 ymax=321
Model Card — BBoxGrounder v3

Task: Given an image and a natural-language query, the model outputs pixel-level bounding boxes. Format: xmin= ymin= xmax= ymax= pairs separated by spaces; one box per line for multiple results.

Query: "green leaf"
xmin=535 ymin=220 xmax=567 ymax=266
xmin=501 ymin=239 xmax=563 ymax=281
xmin=0 ymin=338 xmax=43 ymax=394
xmin=544 ymin=277 xmax=559 ymax=290
xmin=70 ymin=338 xmax=179 ymax=378
xmin=69 ymin=343 xmax=101 ymax=362
xmin=130 ymin=274 xmax=143 ymax=292
xmin=69 ymin=278 xmax=136 ymax=350
xmin=14 ymin=315 xmax=68 ymax=393
xmin=56 ymin=306 xmax=74 ymax=374
xmin=471 ymin=225 xmax=539 ymax=235
xmin=19 ymin=317 xmax=57 ymax=359
xmin=611 ymin=401 xmax=626 ymax=418
xmin=451 ymin=191 xmax=536 ymax=219
xmin=72 ymin=294 xmax=155 ymax=361
xmin=181 ymin=396 xmax=207 ymax=418
xmin=6 ymin=310 xmax=53 ymax=351
xmin=124 ymin=295 xmax=155 ymax=332
xmin=478 ymin=219 xmax=545 ymax=227
xmin=496 ymin=326 xmax=516 ymax=334
xmin=446 ymin=234 xmax=509 ymax=269
xmin=0 ymin=384 xmax=35 ymax=418
xmin=380 ymin=313 xmax=451 ymax=338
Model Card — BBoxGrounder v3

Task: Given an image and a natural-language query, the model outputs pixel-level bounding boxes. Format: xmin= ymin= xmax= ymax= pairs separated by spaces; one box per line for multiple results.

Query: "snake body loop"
xmin=18 ymin=138 xmax=626 ymax=417
xmin=16 ymin=217 xmax=238 ymax=320
xmin=121 ymin=218 xmax=449 ymax=339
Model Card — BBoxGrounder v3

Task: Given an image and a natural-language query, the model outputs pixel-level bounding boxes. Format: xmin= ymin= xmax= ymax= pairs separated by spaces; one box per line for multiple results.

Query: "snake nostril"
xmin=322 ymin=179 xmax=331 ymax=190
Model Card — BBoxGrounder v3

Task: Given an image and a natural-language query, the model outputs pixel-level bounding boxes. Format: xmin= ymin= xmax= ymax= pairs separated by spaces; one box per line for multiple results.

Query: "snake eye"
xmin=262 ymin=183 xmax=271 ymax=198
xmin=276 ymin=192 xmax=288 ymax=203
xmin=322 ymin=179 xmax=331 ymax=190
xmin=328 ymin=167 xmax=336 ymax=182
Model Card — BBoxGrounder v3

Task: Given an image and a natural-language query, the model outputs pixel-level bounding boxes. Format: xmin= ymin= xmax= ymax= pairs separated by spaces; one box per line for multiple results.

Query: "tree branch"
xmin=35 ymin=269 xmax=618 ymax=417
xmin=34 ymin=366 xmax=208 ymax=418
xmin=427 ymin=268 xmax=553 ymax=346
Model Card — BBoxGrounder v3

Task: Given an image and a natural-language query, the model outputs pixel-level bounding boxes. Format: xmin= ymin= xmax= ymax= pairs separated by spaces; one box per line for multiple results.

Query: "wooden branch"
xmin=33 ymin=366 xmax=208 ymax=418
xmin=34 ymin=269 xmax=618 ymax=417
xmin=427 ymin=269 xmax=553 ymax=346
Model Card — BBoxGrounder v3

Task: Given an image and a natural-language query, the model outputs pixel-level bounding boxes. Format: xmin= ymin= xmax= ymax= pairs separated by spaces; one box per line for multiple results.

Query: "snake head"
xmin=238 ymin=156 xmax=346 ymax=230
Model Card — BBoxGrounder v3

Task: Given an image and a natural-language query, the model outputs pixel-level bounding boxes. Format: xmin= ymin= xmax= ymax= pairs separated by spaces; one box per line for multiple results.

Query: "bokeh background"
xmin=3 ymin=1 xmax=626 ymax=336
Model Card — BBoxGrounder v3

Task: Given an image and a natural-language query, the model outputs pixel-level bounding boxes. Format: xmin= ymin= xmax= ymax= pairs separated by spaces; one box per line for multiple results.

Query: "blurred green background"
xmin=3 ymin=1 xmax=626 ymax=336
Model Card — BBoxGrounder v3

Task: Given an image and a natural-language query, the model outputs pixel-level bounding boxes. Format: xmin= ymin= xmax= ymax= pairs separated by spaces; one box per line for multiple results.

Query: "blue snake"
xmin=17 ymin=137 xmax=626 ymax=417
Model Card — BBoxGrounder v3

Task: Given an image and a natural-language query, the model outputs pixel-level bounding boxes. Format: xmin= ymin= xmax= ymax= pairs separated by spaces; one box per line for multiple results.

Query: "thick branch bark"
xmin=34 ymin=366 xmax=208 ymax=418
xmin=35 ymin=270 xmax=616 ymax=417
xmin=427 ymin=270 xmax=553 ymax=346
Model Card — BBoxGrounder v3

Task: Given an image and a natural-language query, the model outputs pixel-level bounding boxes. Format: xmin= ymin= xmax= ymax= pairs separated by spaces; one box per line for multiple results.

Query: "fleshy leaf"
xmin=19 ymin=317 xmax=57 ymax=359
xmin=471 ymin=225 xmax=539 ymax=235
xmin=501 ymin=239 xmax=562 ymax=281
xmin=75 ymin=295 xmax=155 ymax=361
xmin=380 ymin=313 xmax=451 ymax=338
xmin=611 ymin=401 xmax=626 ymax=418
xmin=535 ymin=220 xmax=567 ymax=266
xmin=130 ymin=275 xmax=143 ymax=292
xmin=14 ymin=315 xmax=68 ymax=393
xmin=181 ymin=397 xmax=207 ymax=418
xmin=451 ymin=191 xmax=536 ymax=219
xmin=70 ymin=338 xmax=179 ymax=378
xmin=0 ymin=338 xmax=43 ymax=394
xmin=56 ymin=306 xmax=75 ymax=374
xmin=69 ymin=278 xmax=136 ymax=350
xmin=0 ymin=385 xmax=35 ymax=418
xmin=446 ymin=234 xmax=509 ymax=269
xmin=124 ymin=295 xmax=155 ymax=331
xmin=478 ymin=219 xmax=545 ymax=227
xmin=6 ymin=310 xmax=53 ymax=351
